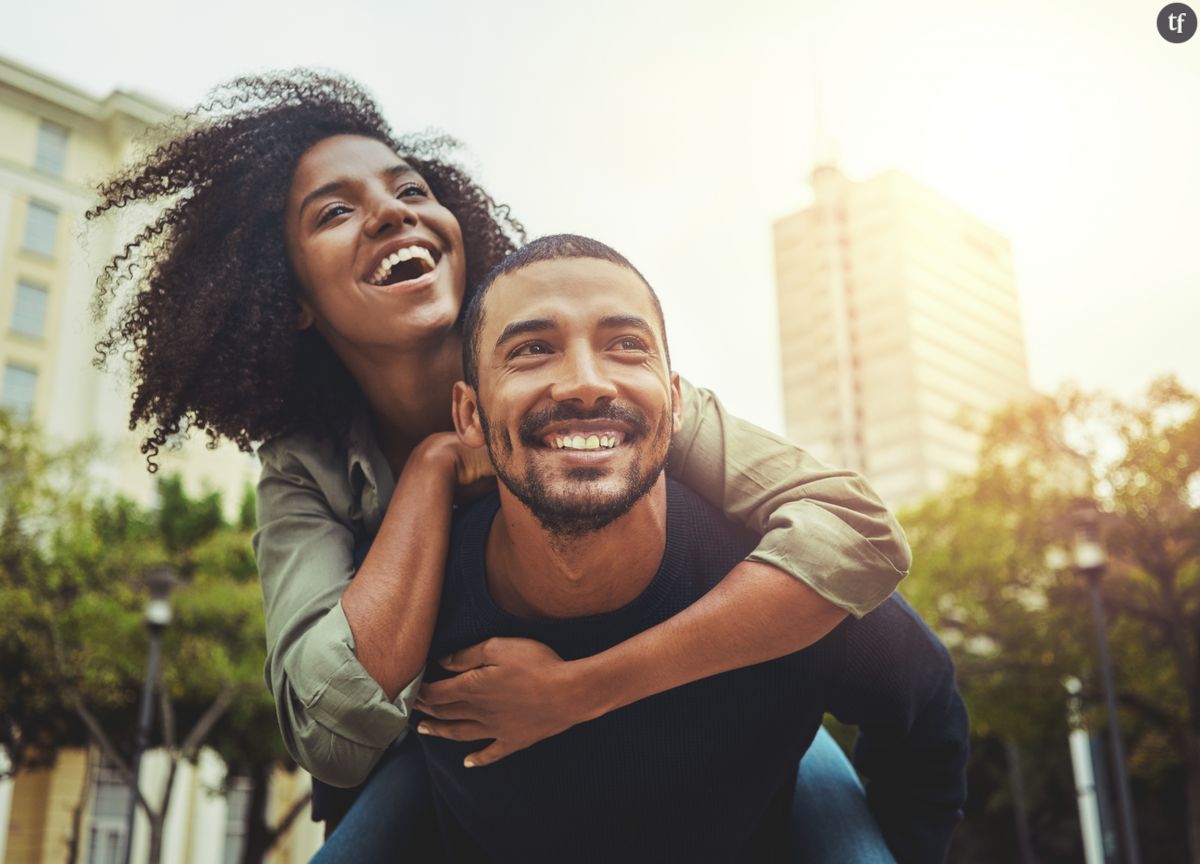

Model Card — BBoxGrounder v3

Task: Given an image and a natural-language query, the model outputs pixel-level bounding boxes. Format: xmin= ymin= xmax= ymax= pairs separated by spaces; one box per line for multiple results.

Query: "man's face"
xmin=456 ymin=257 xmax=681 ymax=537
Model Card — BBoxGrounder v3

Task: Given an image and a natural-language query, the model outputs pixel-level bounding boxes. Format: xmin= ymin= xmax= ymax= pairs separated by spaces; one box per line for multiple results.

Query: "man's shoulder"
xmin=838 ymin=592 xmax=956 ymax=687
xmin=449 ymin=490 xmax=502 ymax=548
xmin=663 ymin=479 xmax=759 ymax=568
xmin=664 ymin=478 xmax=754 ymax=537
xmin=852 ymin=593 xmax=943 ymax=644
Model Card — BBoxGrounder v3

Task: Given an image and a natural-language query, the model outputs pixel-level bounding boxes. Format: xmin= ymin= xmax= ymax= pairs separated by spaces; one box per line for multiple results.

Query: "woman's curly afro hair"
xmin=89 ymin=70 xmax=524 ymax=468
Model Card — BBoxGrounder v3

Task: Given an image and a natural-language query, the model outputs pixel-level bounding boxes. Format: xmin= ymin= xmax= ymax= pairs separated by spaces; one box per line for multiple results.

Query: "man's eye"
xmin=316 ymin=204 xmax=351 ymax=226
xmin=613 ymin=336 xmax=648 ymax=351
xmin=510 ymin=342 xmax=552 ymax=359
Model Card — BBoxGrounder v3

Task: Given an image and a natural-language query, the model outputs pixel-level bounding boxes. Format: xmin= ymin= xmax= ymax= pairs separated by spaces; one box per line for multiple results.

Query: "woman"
xmin=89 ymin=71 xmax=906 ymax=861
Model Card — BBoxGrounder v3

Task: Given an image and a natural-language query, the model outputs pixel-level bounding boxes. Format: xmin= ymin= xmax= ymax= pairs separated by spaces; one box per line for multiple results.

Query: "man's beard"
xmin=479 ymin=400 xmax=671 ymax=540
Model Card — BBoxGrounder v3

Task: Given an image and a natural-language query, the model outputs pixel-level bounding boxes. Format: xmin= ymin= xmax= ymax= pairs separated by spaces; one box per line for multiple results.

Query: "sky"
xmin=3 ymin=0 xmax=1197 ymax=431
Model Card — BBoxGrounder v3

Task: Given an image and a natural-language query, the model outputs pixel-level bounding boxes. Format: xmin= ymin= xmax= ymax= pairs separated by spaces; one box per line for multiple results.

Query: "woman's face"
xmin=284 ymin=134 xmax=466 ymax=356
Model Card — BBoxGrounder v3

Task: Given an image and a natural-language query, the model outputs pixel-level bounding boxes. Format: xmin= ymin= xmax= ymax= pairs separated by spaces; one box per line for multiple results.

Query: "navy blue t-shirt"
xmin=418 ymin=481 xmax=967 ymax=864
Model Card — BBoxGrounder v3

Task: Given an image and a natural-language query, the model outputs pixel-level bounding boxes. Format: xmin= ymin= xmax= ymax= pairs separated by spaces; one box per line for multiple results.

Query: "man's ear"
xmin=295 ymin=299 xmax=314 ymax=331
xmin=670 ymin=372 xmax=683 ymax=435
xmin=452 ymin=381 xmax=487 ymax=448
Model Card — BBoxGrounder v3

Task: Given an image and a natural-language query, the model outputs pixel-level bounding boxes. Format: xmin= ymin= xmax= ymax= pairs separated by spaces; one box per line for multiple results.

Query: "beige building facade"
xmin=2 ymin=749 xmax=320 ymax=864
xmin=0 ymin=54 xmax=259 ymax=512
xmin=774 ymin=164 xmax=1032 ymax=508
xmin=0 ymin=56 xmax=311 ymax=864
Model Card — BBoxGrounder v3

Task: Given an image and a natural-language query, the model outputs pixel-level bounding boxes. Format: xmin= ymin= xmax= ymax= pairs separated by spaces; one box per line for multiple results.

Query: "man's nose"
xmin=363 ymin=193 xmax=418 ymax=237
xmin=550 ymin=348 xmax=618 ymax=408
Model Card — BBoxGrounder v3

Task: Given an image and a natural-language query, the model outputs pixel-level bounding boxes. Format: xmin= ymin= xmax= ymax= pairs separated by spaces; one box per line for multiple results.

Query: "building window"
xmin=86 ymin=755 xmax=131 ymax=864
xmin=1 ymin=364 xmax=37 ymax=421
xmin=223 ymin=775 xmax=253 ymax=864
xmin=35 ymin=120 xmax=69 ymax=176
xmin=11 ymin=280 xmax=49 ymax=338
xmin=22 ymin=201 xmax=58 ymax=257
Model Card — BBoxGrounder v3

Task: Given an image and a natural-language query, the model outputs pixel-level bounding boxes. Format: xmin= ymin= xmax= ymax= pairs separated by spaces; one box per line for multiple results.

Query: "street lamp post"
xmin=1068 ymin=499 xmax=1140 ymax=864
xmin=122 ymin=565 xmax=176 ymax=864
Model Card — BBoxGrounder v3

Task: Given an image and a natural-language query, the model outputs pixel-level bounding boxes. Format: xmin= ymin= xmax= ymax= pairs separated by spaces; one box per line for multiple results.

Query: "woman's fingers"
xmin=454 ymin=440 xmax=496 ymax=487
xmin=463 ymin=741 xmax=512 ymax=769
xmin=415 ymin=638 xmax=578 ymax=767
xmin=438 ymin=639 xmax=497 ymax=672
xmin=413 ymin=697 xmax=477 ymax=720
xmin=415 ymin=718 xmax=490 ymax=743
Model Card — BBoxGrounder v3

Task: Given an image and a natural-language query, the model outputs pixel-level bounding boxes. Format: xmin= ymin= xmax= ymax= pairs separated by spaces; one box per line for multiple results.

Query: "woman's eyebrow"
xmin=384 ymin=164 xmax=417 ymax=181
xmin=299 ymin=180 xmax=347 ymax=217
xmin=298 ymin=164 xmax=418 ymax=216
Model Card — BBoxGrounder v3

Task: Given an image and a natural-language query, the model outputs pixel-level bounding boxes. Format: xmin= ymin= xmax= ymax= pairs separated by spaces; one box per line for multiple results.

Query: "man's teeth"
xmin=552 ymin=433 xmax=621 ymax=450
xmin=370 ymin=246 xmax=436 ymax=284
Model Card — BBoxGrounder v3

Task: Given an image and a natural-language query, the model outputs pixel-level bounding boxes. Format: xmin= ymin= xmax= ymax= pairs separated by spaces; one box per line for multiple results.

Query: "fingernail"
xmin=418 ymin=724 xmax=431 ymax=735
xmin=463 ymin=758 xmax=476 ymax=768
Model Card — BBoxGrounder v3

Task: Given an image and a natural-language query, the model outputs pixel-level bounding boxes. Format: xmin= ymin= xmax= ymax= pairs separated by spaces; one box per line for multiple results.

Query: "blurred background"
xmin=0 ymin=1 xmax=1196 ymax=862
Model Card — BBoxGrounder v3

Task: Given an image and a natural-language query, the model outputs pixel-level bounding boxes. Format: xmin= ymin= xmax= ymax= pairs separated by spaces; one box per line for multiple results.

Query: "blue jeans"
xmin=309 ymin=733 xmax=442 ymax=863
xmin=789 ymin=727 xmax=895 ymax=862
xmin=311 ymin=727 xmax=894 ymax=862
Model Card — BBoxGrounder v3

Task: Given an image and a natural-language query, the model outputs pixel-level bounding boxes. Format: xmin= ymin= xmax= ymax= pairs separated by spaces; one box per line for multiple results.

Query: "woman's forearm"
xmin=341 ymin=437 xmax=458 ymax=700
xmin=575 ymin=560 xmax=848 ymax=719
xmin=668 ymin=378 xmax=909 ymax=616
xmin=415 ymin=559 xmax=851 ymax=766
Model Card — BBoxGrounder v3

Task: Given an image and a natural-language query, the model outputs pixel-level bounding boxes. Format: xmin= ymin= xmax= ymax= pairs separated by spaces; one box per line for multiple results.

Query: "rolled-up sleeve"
xmin=253 ymin=438 xmax=420 ymax=788
xmin=666 ymin=377 xmax=910 ymax=617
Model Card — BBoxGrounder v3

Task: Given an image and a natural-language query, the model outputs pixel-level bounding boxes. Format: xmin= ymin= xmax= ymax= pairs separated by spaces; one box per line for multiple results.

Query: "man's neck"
xmin=484 ymin=478 xmax=669 ymax=619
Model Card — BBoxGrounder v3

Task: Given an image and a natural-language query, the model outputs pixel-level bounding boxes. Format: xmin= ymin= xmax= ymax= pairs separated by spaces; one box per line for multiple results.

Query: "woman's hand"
xmin=413 ymin=432 xmax=495 ymax=501
xmin=414 ymin=638 xmax=593 ymax=767
xmin=451 ymin=439 xmax=496 ymax=504
xmin=449 ymin=437 xmax=494 ymax=488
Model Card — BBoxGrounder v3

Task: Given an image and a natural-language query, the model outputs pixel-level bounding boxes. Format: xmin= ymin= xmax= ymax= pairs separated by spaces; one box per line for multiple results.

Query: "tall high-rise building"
xmin=774 ymin=164 xmax=1032 ymax=508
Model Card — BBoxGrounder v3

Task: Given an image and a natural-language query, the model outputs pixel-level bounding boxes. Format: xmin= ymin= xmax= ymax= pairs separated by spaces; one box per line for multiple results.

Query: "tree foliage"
xmin=900 ymin=376 xmax=1199 ymax=862
xmin=0 ymin=414 xmax=302 ymax=861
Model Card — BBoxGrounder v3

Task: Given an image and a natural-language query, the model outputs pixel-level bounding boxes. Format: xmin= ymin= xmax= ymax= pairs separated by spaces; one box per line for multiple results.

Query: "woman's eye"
xmin=316 ymin=204 xmax=351 ymax=226
xmin=398 ymin=182 xmax=430 ymax=199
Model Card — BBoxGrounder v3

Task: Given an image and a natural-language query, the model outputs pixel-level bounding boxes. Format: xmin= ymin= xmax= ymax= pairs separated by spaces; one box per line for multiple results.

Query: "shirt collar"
xmin=345 ymin=410 xmax=396 ymax=529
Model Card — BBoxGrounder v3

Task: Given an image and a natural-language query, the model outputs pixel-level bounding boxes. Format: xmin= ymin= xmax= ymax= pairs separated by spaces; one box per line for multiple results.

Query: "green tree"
xmin=901 ymin=377 xmax=1198 ymax=862
xmin=0 ymin=415 xmax=308 ymax=863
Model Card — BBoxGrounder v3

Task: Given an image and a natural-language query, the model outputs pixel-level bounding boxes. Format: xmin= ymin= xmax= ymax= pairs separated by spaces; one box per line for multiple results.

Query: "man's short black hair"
xmin=462 ymin=234 xmax=668 ymax=389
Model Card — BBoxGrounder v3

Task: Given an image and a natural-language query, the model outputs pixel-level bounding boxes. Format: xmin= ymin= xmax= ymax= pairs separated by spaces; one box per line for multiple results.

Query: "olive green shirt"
xmin=253 ymin=377 xmax=910 ymax=787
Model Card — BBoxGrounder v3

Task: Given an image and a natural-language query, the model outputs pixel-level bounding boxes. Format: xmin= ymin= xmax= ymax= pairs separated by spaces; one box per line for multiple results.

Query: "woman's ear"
xmin=452 ymin=381 xmax=487 ymax=448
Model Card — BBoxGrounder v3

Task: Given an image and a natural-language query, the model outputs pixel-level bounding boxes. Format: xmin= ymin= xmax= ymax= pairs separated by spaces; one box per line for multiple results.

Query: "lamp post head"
xmin=144 ymin=565 xmax=177 ymax=630
xmin=1068 ymin=497 xmax=1107 ymax=578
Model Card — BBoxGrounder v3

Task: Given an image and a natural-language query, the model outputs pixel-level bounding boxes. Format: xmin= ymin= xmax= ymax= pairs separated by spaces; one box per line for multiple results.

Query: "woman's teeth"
xmin=370 ymin=246 xmax=436 ymax=285
xmin=551 ymin=433 xmax=621 ymax=450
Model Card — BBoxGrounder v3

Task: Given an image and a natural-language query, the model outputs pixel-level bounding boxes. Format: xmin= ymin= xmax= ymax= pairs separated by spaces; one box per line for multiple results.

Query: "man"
xmin=414 ymin=235 xmax=968 ymax=863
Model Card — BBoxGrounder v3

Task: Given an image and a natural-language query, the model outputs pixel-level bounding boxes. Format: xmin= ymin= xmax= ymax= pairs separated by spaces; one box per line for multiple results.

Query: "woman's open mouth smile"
xmin=366 ymin=242 xmax=442 ymax=290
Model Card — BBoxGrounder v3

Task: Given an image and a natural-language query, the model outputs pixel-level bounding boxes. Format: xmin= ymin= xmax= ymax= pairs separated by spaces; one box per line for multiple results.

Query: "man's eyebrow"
xmin=598 ymin=314 xmax=654 ymax=334
xmin=494 ymin=318 xmax=557 ymax=350
xmin=298 ymin=164 xmax=417 ymax=217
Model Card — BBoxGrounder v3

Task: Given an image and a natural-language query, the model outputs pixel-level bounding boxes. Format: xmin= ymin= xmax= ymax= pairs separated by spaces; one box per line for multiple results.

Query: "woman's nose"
xmin=364 ymin=193 xmax=418 ymax=237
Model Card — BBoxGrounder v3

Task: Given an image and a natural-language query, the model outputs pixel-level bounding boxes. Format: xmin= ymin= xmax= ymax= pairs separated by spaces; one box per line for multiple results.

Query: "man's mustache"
xmin=517 ymin=402 xmax=651 ymax=447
